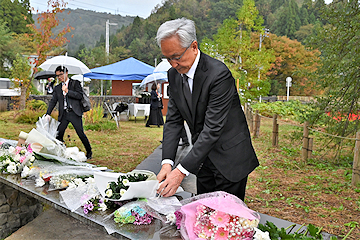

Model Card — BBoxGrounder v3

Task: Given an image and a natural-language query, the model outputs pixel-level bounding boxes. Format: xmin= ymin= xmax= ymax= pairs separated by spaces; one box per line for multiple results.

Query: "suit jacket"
xmin=46 ymin=79 xmax=83 ymax=121
xmin=150 ymin=90 xmax=162 ymax=109
xmin=162 ymin=52 xmax=259 ymax=182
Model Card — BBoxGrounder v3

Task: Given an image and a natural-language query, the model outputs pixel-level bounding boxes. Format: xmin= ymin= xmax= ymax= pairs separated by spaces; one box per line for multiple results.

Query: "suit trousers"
xmin=196 ymin=157 xmax=248 ymax=201
xmin=56 ymin=110 xmax=92 ymax=153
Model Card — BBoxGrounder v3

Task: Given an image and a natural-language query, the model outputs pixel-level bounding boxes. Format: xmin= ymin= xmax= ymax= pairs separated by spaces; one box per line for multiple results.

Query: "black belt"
xmin=65 ymin=108 xmax=73 ymax=112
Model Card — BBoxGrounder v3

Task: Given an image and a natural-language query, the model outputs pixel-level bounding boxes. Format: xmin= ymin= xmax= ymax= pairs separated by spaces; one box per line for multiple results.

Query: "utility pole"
xmin=104 ymin=20 xmax=117 ymax=96
xmin=105 ymin=20 xmax=118 ymax=57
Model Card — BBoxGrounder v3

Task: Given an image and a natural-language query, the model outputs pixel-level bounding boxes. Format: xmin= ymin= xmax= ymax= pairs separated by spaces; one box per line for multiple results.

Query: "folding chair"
xmin=103 ymin=102 xmax=119 ymax=128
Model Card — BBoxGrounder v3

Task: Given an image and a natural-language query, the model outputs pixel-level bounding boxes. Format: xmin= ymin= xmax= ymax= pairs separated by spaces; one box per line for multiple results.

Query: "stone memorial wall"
xmin=0 ymin=182 xmax=42 ymax=239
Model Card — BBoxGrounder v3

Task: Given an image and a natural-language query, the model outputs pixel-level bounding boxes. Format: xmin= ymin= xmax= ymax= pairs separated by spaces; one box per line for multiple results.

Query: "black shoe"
xmin=145 ymin=125 xmax=150 ymax=127
xmin=86 ymin=151 xmax=92 ymax=159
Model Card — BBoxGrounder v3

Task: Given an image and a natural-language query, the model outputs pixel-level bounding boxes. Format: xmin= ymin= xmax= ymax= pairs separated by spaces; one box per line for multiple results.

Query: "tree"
xmin=0 ymin=0 xmax=33 ymax=34
xmin=0 ymin=21 xmax=17 ymax=77
xmin=12 ymin=0 xmax=73 ymax=110
xmin=201 ymin=0 xmax=275 ymax=102
xmin=30 ymin=0 xmax=73 ymax=66
xmin=307 ymin=0 xmax=360 ymax=139
xmin=10 ymin=54 xmax=32 ymax=110
xmin=266 ymin=33 xmax=320 ymax=96
xmin=271 ymin=0 xmax=302 ymax=39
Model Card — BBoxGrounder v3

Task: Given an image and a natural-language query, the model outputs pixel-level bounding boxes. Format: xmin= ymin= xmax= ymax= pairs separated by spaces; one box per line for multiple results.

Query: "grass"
xmin=0 ymin=110 xmax=359 ymax=239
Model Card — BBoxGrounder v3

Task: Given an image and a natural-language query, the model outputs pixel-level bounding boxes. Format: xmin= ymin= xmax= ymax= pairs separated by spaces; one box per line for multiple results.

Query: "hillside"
xmin=33 ymin=8 xmax=135 ymax=54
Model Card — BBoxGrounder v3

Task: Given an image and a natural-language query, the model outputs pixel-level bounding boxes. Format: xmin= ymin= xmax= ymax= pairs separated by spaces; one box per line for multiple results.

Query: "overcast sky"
xmin=29 ymin=0 xmax=165 ymax=18
xmin=29 ymin=0 xmax=333 ymax=18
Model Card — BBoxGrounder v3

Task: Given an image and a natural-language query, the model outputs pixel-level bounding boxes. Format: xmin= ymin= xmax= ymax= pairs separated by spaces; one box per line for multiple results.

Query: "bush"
xmin=15 ymin=109 xmax=46 ymax=124
xmin=26 ymin=99 xmax=47 ymax=111
xmin=83 ymin=101 xmax=103 ymax=125
xmin=252 ymin=100 xmax=314 ymax=122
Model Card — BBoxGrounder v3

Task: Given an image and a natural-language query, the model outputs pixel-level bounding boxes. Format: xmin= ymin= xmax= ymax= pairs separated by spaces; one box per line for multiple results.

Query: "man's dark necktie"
xmin=182 ymin=74 xmax=192 ymax=110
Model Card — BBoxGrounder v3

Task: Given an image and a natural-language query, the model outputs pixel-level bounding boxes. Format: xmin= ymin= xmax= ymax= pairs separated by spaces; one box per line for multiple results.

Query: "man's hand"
xmin=157 ymin=168 xmax=185 ymax=197
xmin=62 ymin=84 xmax=68 ymax=93
xmin=45 ymin=114 xmax=51 ymax=122
xmin=156 ymin=163 xmax=172 ymax=183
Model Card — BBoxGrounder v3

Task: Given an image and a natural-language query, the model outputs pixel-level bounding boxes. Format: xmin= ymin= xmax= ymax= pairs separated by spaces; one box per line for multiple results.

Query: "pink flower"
xmin=210 ymin=210 xmax=230 ymax=228
xmin=174 ymin=210 xmax=182 ymax=229
xmin=27 ymin=145 xmax=33 ymax=153
xmin=19 ymin=156 xmax=26 ymax=163
xmin=203 ymin=223 xmax=214 ymax=238
xmin=214 ymin=227 xmax=229 ymax=240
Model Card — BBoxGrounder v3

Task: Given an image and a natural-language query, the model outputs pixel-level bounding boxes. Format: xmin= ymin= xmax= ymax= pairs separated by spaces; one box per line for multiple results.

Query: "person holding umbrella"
xmin=146 ymin=82 xmax=164 ymax=127
xmin=45 ymin=77 xmax=55 ymax=95
xmin=45 ymin=66 xmax=92 ymax=159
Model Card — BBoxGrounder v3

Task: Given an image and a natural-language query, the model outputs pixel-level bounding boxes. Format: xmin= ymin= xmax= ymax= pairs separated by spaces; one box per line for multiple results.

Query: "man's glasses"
xmin=56 ymin=73 xmax=64 ymax=78
xmin=165 ymin=40 xmax=194 ymax=63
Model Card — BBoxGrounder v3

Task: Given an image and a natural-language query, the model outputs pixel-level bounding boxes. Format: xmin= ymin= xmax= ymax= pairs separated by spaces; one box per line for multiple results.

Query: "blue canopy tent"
xmin=83 ymin=57 xmax=154 ymax=80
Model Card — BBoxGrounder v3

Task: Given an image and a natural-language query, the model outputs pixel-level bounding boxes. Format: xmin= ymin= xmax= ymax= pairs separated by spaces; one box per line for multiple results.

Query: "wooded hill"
xmin=32 ymin=0 xmax=327 ymax=59
xmin=32 ymin=8 xmax=135 ymax=54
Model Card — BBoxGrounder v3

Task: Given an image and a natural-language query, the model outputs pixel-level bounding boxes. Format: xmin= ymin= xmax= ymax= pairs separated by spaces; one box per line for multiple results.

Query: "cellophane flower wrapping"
xmin=94 ymin=170 xmax=159 ymax=201
xmin=178 ymin=191 xmax=260 ymax=240
xmin=113 ymin=200 xmax=153 ymax=225
xmin=59 ymin=176 xmax=100 ymax=212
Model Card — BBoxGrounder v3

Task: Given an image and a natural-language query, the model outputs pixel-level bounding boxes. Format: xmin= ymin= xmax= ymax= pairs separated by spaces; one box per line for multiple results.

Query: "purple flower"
xmin=174 ymin=210 xmax=183 ymax=229
xmin=88 ymin=202 xmax=94 ymax=211
xmin=83 ymin=208 xmax=89 ymax=214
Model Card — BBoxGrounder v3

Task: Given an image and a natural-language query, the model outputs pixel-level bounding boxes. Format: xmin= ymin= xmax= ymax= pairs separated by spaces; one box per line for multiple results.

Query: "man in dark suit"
xmin=45 ymin=66 xmax=92 ymax=159
xmin=156 ymin=18 xmax=259 ymax=201
xmin=45 ymin=77 xmax=55 ymax=95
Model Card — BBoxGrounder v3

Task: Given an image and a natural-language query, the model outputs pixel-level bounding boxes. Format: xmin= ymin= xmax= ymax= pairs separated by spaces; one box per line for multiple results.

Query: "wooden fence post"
xmin=249 ymin=108 xmax=254 ymax=133
xmin=307 ymin=138 xmax=313 ymax=159
xmin=352 ymin=132 xmax=360 ymax=186
xmin=272 ymin=114 xmax=278 ymax=147
xmin=253 ymin=110 xmax=260 ymax=138
xmin=302 ymin=121 xmax=309 ymax=162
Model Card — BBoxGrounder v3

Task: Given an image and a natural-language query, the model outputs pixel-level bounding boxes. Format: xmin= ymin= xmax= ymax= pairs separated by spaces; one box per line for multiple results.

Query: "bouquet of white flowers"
xmin=0 ymin=142 xmax=35 ymax=175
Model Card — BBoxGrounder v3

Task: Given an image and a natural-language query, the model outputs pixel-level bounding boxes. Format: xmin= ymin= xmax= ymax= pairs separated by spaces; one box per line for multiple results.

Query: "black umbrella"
xmin=34 ymin=71 xmax=56 ymax=80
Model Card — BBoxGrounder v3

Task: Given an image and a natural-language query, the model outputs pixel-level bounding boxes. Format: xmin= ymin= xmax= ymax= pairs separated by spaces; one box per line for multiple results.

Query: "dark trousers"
xmin=56 ymin=110 xmax=91 ymax=153
xmin=197 ymin=157 xmax=248 ymax=201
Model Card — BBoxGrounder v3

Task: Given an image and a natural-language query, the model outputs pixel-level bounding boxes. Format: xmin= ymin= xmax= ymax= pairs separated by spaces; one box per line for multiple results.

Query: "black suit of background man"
xmin=46 ymin=66 xmax=92 ymax=159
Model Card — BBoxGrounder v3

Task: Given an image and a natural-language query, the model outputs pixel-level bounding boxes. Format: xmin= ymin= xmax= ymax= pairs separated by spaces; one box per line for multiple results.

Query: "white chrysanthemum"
xmin=122 ymin=179 xmax=130 ymax=186
xmin=120 ymin=189 xmax=127 ymax=196
xmin=7 ymin=162 xmax=18 ymax=174
xmin=5 ymin=158 xmax=11 ymax=164
xmin=29 ymin=156 xmax=35 ymax=163
xmin=8 ymin=146 xmax=15 ymax=154
xmin=106 ymin=183 xmax=110 ymax=189
xmin=86 ymin=177 xmax=95 ymax=184
xmin=253 ymin=228 xmax=271 ymax=240
xmin=13 ymin=155 xmax=20 ymax=162
xmin=74 ymin=178 xmax=85 ymax=187
xmin=21 ymin=166 xmax=30 ymax=178
xmin=67 ymin=182 xmax=77 ymax=190
xmin=166 ymin=213 xmax=176 ymax=225
xmin=99 ymin=202 xmax=107 ymax=211
xmin=105 ymin=189 xmax=113 ymax=198
xmin=35 ymin=178 xmax=45 ymax=187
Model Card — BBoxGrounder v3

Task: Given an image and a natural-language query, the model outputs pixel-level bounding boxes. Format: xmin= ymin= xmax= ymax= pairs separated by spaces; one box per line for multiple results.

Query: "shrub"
xmin=26 ymin=99 xmax=47 ymax=111
xmin=83 ymin=101 xmax=103 ymax=125
xmin=15 ymin=109 xmax=46 ymax=124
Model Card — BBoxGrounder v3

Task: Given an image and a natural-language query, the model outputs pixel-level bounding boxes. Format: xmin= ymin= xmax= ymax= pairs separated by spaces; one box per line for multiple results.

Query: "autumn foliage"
xmin=29 ymin=0 xmax=73 ymax=68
